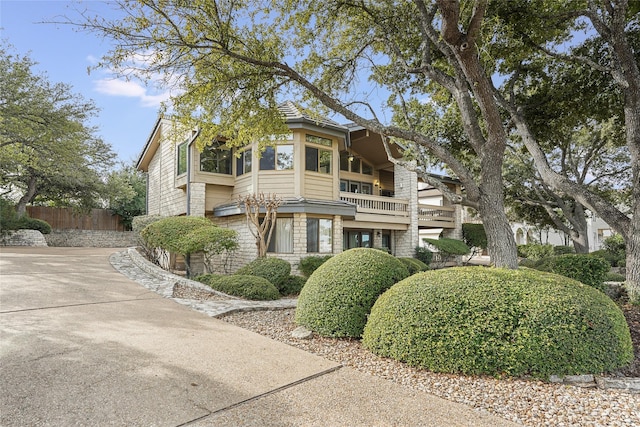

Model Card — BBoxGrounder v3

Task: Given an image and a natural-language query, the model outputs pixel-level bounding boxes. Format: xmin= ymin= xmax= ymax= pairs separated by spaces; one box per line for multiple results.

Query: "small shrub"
xmin=414 ymin=246 xmax=433 ymax=266
xmin=131 ymin=215 xmax=164 ymax=234
xmin=141 ymin=216 xmax=214 ymax=253
xmin=196 ymin=274 xmax=279 ymax=300
xmin=17 ymin=217 xmax=51 ymax=234
xmin=279 ymin=275 xmax=307 ymax=296
xmin=462 ymin=223 xmax=487 ymax=249
xmin=603 ymin=234 xmax=626 ymax=267
xmin=299 ymin=255 xmax=333 ymax=278
xmin=235 ymin=257 xmax=291 ymax=287
xmin=534 ymin=254 xmax=610 ymax=291
xmin=553 ymin=245 xmax=575 ymax=255
xmin=295 ymin=248 xmax=409 ymax=337
xmin=398 ymin=257 xmax=429 ymax=274
xmin=517 ymin=243 xmax=554 ymax=260
xmin=605 ymin=272 xmax=626 ymax=282
xmin=363 ymin=267 xmax=633 ymax=379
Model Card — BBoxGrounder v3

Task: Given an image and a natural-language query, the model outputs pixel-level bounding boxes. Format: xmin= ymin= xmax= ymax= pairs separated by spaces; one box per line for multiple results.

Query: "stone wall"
xmin=1 ymin=230 xmax=48 ymax=247
xmin=44 ymin=230 xmax=138 ymax=248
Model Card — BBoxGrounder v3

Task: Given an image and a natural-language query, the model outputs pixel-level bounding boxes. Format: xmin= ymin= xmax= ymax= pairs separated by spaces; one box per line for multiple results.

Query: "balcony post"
xmin=394 ymin=162 xmax=419 ymax=257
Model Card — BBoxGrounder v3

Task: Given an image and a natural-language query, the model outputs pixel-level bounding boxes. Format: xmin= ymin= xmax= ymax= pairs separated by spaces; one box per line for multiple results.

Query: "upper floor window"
xmin=306 ymin=146 xmax=331 ymax=174
xmin=260 ymin=145 xmax=294 ymax=171
xmin=305 ymin=134 xmax=332 ymax=147
xmin=236 ymin=148 xmax=252 ymax=176
xmin=200 ymin=142 xmax=232 ymax=174
xmin=177 ymin=141 xmax=188 ymax=176
xmin=339 ymin=151 xmax=372 ymax=175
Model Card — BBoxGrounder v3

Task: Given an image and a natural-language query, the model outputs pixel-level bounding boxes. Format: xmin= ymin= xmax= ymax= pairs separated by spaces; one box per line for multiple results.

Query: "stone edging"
xmin=125 ymin=247 xmax=639 ymax=394
xmin=126 ymin=247 xmax=241 ymax=300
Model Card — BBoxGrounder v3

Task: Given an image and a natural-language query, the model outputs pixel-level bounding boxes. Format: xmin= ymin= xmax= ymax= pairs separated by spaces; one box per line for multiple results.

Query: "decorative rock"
xmin=1 ymin=230 xmax=48 ymax=247
xmin=563 ymin=375 xmax=596 ymax=387
xmin=291 ymin=326 xmax=313 ymax=340
xmin=596 ymin=376 xmax=640 ymax=393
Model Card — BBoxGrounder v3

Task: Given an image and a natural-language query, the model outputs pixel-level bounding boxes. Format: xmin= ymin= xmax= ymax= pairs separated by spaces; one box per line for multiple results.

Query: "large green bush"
xmin=17 ymin=217 xmax=51 ymax=234
xmin=534 ymin=254 xmax=610 ymax=291
xmin=414 ymin=246 xmax=433 ymax=266
xmin=196 ymin=274 xmax=280 ymax=300
xmin=363 ymin=267 xmax=633 ymax=379
xmin=462 ymin=223 xmax=487 ymax=249
xmin=398 ymin=257 xmax=429 ymax=274
xmin=235 ymin=257 xmax=291 ymax=288
xmin=279 ymin=275 xmax=307 ymax=296
xmin=517 ymin=243 xmax=554 ymax=260
xmin=602 ymin=234 xmax=626 ymax=267
xmin=141 ymin=216 xmax=214 ymax=253
xmin=295 ymin=248 xmax=409 ymax=337
xmin=299 ymin=255 xmax=333 ymax=278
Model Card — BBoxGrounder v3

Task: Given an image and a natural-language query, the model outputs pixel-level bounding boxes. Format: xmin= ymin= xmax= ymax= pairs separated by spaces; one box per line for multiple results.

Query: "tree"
xmin=0 ymin=42 xmax=115 ymax=215
xmin=73 ymin=1 xmax=640 ymax=300
xmin=105 ymin=162 xmax=147 ymax=230
xmin=238 ymin=193 xmax=282 ymax=258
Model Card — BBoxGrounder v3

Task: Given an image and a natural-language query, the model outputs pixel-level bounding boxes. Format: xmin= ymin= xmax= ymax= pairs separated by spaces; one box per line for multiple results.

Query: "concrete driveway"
xmin=0 ymin=247 xmax=518 ymax=426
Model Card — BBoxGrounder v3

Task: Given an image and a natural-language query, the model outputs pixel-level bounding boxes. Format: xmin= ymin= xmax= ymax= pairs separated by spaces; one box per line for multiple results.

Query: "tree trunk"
xmin=626 ymin=209 xmax=640 ymax=304
xmin=15 ymin=174 xmax=38 ymax=217
xmin=569 ymin=207 xmax=589 ymax=254
xmin=477 ymin=195 xmax=519 ymax=269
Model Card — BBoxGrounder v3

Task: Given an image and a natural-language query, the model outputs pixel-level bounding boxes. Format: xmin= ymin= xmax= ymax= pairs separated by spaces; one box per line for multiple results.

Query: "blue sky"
xmin=0 ymin=0 xmax=164 ymax=164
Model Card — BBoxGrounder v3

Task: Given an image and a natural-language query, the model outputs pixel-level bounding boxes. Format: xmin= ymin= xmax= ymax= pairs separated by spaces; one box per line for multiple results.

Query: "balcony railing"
xmin=340 ymin=192 xmax=409 ymax=217
xmin=418 ymin=204 xmax=455 ymax=227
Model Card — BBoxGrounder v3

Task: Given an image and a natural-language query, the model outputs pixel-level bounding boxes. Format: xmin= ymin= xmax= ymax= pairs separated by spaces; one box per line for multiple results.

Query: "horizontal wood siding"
xmin=205 ymin=185 xmax=234 ymax=210
xmin=304 ymin=173 xmax=335 ymax=200
xmin=257 ymin=172 xmax=296 ymax=197
xmin=26 ymin=206 xmax=125 ymax=231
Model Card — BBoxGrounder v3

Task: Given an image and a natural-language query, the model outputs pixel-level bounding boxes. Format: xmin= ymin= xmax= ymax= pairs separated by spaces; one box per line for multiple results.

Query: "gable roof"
xmin=278 ymin=101 xmax=348 ymax=138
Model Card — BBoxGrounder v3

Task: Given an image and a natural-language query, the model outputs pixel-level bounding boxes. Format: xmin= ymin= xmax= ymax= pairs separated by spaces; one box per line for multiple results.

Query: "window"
xmin=340 ymin=151 xmax=350 ymax=171
xmin=305 ymin=134 xmax=332 ymax=147
xmin=260 ymin=145 xmax=294 ymax=171
xmin=350 ymin=156 xmax=361 ymax=173
xmin=267 ymin=218 xmax=293 ymax=253
xmin=306 ymin=146 xmax=331 ymax=174
xmin=236 ymin=149 xmax=252 ymax=176
xmin=343 ymin=230 xmax=372 ymax=250
xmin=362 ymin=162 xmax=373 ymax=175
xmin=307 ymin=218 xmax=333 ymax=253
xmin=200 ymin=142 xmax=232 ymax=174
xmin=341 ymin=180 xmax=373 ymax=194
xmin=177 ymin=141 xmax=187 ymax=175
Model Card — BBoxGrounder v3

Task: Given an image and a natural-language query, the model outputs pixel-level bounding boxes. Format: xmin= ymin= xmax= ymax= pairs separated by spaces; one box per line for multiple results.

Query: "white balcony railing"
xmin=340 ymin=192 xmax=409 ymax=217
xmin=418 ymin=204 xmax=455 ymax=227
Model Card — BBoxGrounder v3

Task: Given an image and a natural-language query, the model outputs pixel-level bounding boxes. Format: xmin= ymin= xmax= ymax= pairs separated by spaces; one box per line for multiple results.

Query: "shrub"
xmin=534 ymin=254 xmax=610 ymax=291
xmin=553 ymin=245 xmax=575 ymax=255
xmin=279 ymin=275 xmax=307 ymax=296
xmin=17 ymin=217 xmax=51 ymax=234
xmin=299 ymin=255 xmax=333 ymax=278
xmin=423 ymin=238 xmax=470 ymax=255
xmin=0 ymin=199 xmax=19 ymax=234
xmin=363 ymin=267 xmax=633 ymax=379
xmin=235 ymin=257 xmax=291 ymax=287
xmin=462 ymin=223 xmax=487 ymax=249
xmin=517 ymin=243 xmax=554 ymax=260
xmin=141 ymin=216 xmax=214 ymax=253
xmin=590 ymin=249 xmax=620 ymax=268
xmin=414 ymin=246 xmax=433 ymax=266
xmin=295 ymin=248 xmax=410 ymax=337
xmin=132 ymin=215 xmax=164 ymax=234
xmin=606 ymin=272 xmax=626 ymax=282
xmin=603 ymin=234 xmax=626 ymax=267
xmin=398 ymin=257 xmax=429 ymax=274
xmin=196 ymin=274 xmax=279 ymax=300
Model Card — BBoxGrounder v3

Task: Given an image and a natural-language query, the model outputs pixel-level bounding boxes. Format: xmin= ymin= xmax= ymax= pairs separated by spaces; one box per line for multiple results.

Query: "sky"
xmin=0 ymin=0 xmax=165 ymax=164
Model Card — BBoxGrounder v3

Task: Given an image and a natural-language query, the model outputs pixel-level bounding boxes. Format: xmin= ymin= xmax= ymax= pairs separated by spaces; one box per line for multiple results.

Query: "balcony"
xmin=340 ymin=192 xmax=410 ymax=226
xmin=418 ymin=204 xmax=455 ymax=228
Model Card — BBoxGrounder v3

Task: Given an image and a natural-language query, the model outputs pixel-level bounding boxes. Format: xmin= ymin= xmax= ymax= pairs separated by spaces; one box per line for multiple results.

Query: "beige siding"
xmin=205 ymin=185 xmax=234 ymax=211
xmin=257 ymin=171 xmax=297 ymax=197
xmin=232 ymin=174 xmax=254 ymax=198
xmin=303 ymin=173 xmax=335 ymax=200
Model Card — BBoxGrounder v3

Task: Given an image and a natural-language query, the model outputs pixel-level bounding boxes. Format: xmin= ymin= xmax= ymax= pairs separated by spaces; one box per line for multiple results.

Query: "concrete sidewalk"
xmin=0 ymin=247 xmax=519 ymax=426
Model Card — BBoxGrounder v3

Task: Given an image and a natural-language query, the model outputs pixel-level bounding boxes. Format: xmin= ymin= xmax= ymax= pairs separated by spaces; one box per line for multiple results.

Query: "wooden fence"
xmin=26 ymin=206 xmax=125 ymax=231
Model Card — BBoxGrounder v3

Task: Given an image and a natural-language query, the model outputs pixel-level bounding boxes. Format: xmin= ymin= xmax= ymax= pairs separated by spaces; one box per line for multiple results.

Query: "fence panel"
xmin=26 ymin=206 xmax=125 ymax=231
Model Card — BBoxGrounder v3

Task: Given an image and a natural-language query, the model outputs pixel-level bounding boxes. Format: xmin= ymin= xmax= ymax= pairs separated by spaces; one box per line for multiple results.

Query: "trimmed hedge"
xmin=196 ymin=274 xmax=280 ymax=300
xmin=299 ymin=255 xmax=333 ymax=278
xmin=279 ymin=275 xmax=307 ymax=296
xmin=534 ymin=254 xmax=610 ymax=291
xmin=363 ymin=267 xmax=633 ymax=379
xmin=17 ymin=217 xmax=51 ymax=234
xmin=424 ymin=238 xmax=470 ymax=255
xmin=295 ymin=248 xmax=410 ymax=337
xmin=398 ymin=257 xmax=429 ymax=274
xmin=517 ymin=244 xmax=554 ymax=260
xmin=235 ymin=257 xmax=291 ymax=287
xmin=414 ymin=246 xmax=433 ymax=266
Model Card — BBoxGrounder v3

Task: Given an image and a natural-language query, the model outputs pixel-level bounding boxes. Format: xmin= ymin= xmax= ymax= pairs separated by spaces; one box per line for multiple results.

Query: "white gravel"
xmin=221 ymin=309 xmax=640 ymax=427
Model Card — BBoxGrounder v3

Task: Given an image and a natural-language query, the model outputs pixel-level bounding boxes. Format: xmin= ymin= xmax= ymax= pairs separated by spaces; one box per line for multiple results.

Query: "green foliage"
xmin=105 ymin=163 xmax=147 ymax=230
xmin=0 ymin=198 xmax=19 ymax=234
xmin=414 ymin=246 xmax=433 ymax=266
xmin=179 ymin=226 xmax=238 ymax=256
xmin=235 ymin=257 xmax=291 ymax=288
xmin=363 ymin=267 xmax=633 ymax=379
xmin=423 ymin=238 xmax=470 ymax=256
xmin=131 ymin=215 xmax=164 ymax=234
xmin=279 ymin=275 xmax=307 ymax=296
xmin=517 ymin=244 xmax=554 ymax=260
xmin=140 ymin=216 xmax=213 ymax=253
xmin=602 ymin=234 xmax=626 ymax=267
xmin=533 ymin=254 xmax=611 ymax=291
xmin=462 ymin=223 xmax=487 ymax=249
xmin=295 ymin=248 xmax=409 ymax=338
xmin=606 ymin=272 xmax=626 ymax=283
xmin=553 ymin=245 xmax=575 ymax=255
xmin=17 ymin=217 xmax=51 ymax=234
xmin=195 ymin=274 xmax=280 ymax=300
xmin=299 ymin=255 xmax=333 ymax=278
xmin=398 ymin=257 xmax=429 ymax=275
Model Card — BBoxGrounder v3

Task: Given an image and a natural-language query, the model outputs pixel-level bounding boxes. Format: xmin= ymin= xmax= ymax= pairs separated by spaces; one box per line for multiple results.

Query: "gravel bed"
xmin=221 ymin=309 xmax=640 ymax=427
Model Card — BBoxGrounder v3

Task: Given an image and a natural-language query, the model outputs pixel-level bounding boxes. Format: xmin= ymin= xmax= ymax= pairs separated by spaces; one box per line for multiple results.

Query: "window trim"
xmin=177 ymin=141 xmax=188 ymax=176
xmin=305 ymin=146 xmax=332 ymax=174
xmin=260 ymin=144 xmax=294 ymax=171
xmin=200 ymin=142 xmax=232 ymax=175
xmin=307 ymin=218 xmax=333 ymax=253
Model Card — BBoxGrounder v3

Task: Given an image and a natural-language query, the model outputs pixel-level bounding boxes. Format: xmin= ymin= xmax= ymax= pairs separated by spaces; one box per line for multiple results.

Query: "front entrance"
xmin=343 ymin=230 xmax=373 ymax=250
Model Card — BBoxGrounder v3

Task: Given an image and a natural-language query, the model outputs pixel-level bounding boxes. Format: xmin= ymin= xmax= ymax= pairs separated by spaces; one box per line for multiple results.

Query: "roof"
xmin=214 ymin=197 xmax=356 ymax=218
xmin=278 ymin=101 xmax=349 ymax=137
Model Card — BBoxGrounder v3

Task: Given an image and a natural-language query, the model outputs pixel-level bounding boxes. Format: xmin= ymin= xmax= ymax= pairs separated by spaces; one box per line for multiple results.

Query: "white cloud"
xmin=93 ymin=78 xmax=172 ymax=108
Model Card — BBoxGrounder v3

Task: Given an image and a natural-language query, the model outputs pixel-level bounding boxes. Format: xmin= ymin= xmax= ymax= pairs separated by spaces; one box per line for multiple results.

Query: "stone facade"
xmin=1 ymin=230 xmax=48 ymax=247
xmin=44 ymin=230 xmax=138 ymax=248
xmin=393 ymin=163 xmax=420 ymax=257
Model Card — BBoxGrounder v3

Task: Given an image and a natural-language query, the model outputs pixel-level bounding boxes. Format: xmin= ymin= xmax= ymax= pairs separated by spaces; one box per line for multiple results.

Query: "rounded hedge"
xmin=235 ymin=257 xmax=291 ymax=287
xmin=18 ymin=217 xmax=51 ymax=234
xmin=362 ymin=267 xmax=633 ymax=379
xmin=278 ymin=275 xmax=307 ymax=296
xmin=535 ymin=254 xmax=610 ymax=291
xmin=295 ymin=248 xmax=410 ymax=337
xmin=196 ymin=274 xmax=280 ymax=300
xmin=398 ymin=257 xmax=429 ymax=275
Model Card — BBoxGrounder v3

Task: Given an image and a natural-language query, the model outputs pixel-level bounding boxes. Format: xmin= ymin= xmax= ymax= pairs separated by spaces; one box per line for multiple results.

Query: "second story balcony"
xmin=340 ymin=192 xmax=410 ymax=225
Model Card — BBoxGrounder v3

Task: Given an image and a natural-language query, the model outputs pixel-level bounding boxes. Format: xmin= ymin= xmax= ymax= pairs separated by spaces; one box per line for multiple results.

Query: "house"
xmin=136 ymin=101 xmax=462 ymax=274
